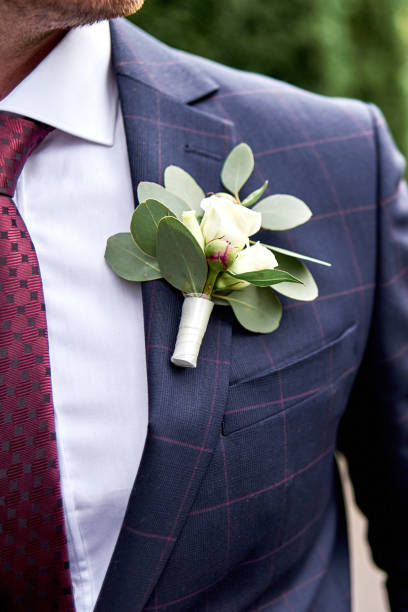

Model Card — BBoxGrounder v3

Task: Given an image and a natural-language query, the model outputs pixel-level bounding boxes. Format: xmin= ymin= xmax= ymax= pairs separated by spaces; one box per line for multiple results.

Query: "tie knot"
xmin=0 ymin=111 xmax=53 ymax=197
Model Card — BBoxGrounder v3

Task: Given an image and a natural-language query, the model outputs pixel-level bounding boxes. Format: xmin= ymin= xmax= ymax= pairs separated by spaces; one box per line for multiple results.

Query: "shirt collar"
xmin=0 ymin=21 xmax=116 ymax=146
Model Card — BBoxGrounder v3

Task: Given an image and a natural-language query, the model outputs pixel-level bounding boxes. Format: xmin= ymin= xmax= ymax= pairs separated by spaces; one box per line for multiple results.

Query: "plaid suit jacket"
xmin=94 ymin=17 xmax=408 ymax=612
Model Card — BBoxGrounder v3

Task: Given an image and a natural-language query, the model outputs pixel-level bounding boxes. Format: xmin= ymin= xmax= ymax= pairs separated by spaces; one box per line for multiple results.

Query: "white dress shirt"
xmin=0 ymin=22 xmax=148 ymax=612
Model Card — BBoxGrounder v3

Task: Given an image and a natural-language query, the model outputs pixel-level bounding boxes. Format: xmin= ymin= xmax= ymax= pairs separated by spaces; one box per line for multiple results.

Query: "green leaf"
xmin=260 ymin=243 xmax=331 ymax=267
xmin=242 ymin=181 xmax=268 ymax=207
xmin=221 ymin=143 xmax=255 ymax=197
xmin=253 ymin=194 xmax=312 ymax=230
xmin=211 ymin=296 xmax=230 ymax=306
xmin=138 ymin=182 xmax=190 ymax=218
xmin=130 ymin=199 xmax=175 ymax=257
xmin=272 ymin=251 xmax=318 ymax=301
xmin=105 ymin=233 xmax=162 ymax=282
xmin=164 ymin=165 xmax=205 ymax=213
xmin=223 ymin=285 xmax=282 ymax=333
xmin=229 ymin=268 xmax=303 ymax=287
xmin=156 ymin=216 xmax=208 ymax=294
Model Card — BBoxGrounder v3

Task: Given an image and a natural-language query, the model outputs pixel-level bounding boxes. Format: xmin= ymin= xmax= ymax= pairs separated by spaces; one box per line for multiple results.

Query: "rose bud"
xmin=204 ymin=239 xmax=238 ymax=272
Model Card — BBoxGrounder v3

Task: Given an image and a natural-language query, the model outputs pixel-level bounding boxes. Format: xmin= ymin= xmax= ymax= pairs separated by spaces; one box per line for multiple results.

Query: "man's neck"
xmin=0 ymin=28 xmax=66 ymax=100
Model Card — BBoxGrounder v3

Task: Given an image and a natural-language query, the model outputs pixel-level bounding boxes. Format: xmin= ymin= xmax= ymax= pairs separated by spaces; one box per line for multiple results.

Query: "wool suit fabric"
xmin=76 ymin=17 xmax=407 ymax=612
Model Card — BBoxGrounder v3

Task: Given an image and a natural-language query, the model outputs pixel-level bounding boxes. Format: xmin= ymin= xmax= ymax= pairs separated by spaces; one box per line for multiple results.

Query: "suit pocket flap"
xmin=223 ymin=322 xmax=358 ymax=435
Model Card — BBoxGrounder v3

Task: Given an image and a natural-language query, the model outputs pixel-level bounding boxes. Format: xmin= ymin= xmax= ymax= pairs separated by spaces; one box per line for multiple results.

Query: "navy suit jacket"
xmin=94 ymin=18 xmax=408 ymax=612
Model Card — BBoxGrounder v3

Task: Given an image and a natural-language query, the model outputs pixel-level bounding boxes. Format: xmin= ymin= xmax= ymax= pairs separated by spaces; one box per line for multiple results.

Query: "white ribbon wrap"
xmin=171 ymin=294 xmax=214 ymax=368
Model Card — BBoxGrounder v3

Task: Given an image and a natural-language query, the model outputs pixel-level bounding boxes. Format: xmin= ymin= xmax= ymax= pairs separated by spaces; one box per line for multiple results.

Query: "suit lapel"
xmin=96 ymin=19 xmax=235 ymax=611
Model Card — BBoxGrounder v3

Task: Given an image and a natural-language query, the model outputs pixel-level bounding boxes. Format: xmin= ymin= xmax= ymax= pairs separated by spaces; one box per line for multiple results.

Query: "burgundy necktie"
xmin=0 ymin=113 xmax=74 ymax=611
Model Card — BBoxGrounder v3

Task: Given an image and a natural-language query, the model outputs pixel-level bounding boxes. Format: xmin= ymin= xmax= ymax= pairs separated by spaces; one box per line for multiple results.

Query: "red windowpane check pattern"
xmin=0 ymin=113 xmax=74 ymax=611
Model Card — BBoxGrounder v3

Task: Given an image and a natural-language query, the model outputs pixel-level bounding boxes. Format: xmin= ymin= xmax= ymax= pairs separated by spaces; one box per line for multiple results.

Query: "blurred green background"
xmin=129 ymin=0 xmax=408 ymax=156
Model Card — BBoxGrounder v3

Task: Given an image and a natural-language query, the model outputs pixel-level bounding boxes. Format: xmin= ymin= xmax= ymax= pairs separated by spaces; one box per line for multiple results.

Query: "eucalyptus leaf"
xmin=105 ymin=233 xmax=162 ymax=282
xmin=229 ymin=268 xmax=302 ymax=287
xmin=212 ymin=296 xmax=230 ymax=306
xmin=264 ymin=244 xmax=331 ymax=267
xmin=164 ymin=166 xmax=205 ymax=213
xmin=225 ymin=285 xmax=282 ymax=333
xmin=242 ymin=181 xmax=269 ymax=207
xmin=221 ymin=143 xmax=254 ymax=197
xmin=272 ymin=251 xmax=318 ymax=301
xmin=253 ymin=194 xmax=312 ymax=230
xmin=130 ymin=199 xmax=175 ymax=257
xmin=138 ymin=182 xmax=190 ymax=218
xmin=157 ymin=216 xmax=208 ymax=294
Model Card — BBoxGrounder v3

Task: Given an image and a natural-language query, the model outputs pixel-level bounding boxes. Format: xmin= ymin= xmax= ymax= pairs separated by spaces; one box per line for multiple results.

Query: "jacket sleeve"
xmin=337 ymin=104 xmax=408 ymax=611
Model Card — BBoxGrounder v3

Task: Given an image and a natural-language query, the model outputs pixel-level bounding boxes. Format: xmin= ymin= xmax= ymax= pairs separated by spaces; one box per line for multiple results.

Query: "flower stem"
xmin=203 ymin=269 xmax=220 ymax=297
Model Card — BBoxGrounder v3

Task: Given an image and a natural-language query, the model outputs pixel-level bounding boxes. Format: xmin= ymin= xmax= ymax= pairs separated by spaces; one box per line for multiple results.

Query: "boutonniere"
xmin=105 ymin=144 xmax=331 ymax=368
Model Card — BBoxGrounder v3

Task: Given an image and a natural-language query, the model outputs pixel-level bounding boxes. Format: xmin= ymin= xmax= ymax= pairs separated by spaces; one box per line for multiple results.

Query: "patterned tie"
xmin=0 ymin=113 xmax=74 ymax=611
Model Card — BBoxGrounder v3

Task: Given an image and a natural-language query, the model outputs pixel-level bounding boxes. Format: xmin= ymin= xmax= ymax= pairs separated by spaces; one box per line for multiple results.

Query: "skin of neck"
xmin=0 ymin=23 xmax=67 ymax=100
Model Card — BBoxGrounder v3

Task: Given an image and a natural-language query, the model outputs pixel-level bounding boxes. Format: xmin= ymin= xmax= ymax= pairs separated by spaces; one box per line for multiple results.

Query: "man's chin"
xmin=17 ymin=0 xmax=146 ymax=32
xmin=121 ymin=0 xmax=145 ymax=17
xmin=99 ymin=0 xmax=145 ymax=19
xmin=71 ymin=0 xmax=145 ymax=24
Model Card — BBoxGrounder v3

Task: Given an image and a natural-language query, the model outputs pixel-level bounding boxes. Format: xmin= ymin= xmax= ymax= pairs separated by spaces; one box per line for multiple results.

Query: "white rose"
xmin=181 ymin=210 xmax=205 ymax=250
xmin=218 ymin=242 xmax=278 ymax=291
xmin=200 ymin=195 xmax=261 ymax=250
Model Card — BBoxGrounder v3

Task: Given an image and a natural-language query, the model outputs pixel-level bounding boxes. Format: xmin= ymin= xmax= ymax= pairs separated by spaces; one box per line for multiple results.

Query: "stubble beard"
xmin=1 ymin=0 xmax=145 ymax=35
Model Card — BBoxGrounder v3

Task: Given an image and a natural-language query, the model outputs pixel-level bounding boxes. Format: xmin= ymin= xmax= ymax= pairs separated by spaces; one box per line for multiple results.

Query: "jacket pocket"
xmin=223 ymin=322 xmax=358 ymax=435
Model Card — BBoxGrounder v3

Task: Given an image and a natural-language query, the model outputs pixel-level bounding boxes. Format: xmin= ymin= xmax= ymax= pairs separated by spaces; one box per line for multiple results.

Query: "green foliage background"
xmin=129 ymin=0 xmax=408 ymax=155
